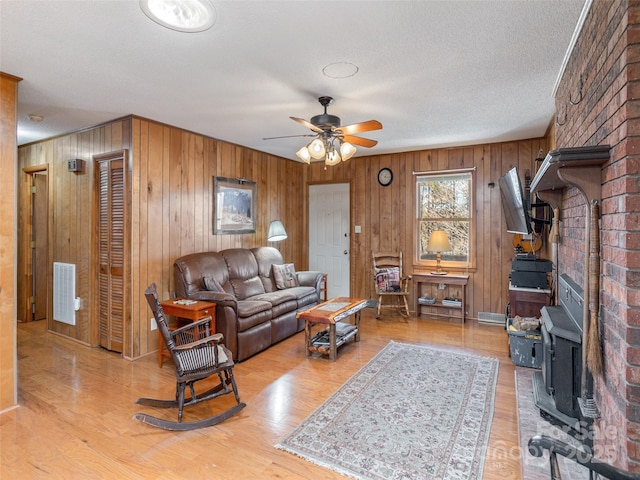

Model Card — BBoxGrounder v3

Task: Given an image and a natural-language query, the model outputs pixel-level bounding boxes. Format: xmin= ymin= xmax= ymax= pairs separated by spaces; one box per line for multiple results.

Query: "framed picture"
xmin=213 ymin=176 xmax=257 ymax=234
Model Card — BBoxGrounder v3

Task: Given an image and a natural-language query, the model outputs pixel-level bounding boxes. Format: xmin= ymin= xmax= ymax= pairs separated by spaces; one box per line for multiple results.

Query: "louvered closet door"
xmin=97 ymin=155 xmax=125 ymax=352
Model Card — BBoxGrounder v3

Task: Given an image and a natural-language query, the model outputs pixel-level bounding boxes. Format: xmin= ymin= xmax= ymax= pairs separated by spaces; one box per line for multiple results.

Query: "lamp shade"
xmin=324 ymin=149 xmax=341 ymax=166
xmin=339 ymin=141 xmax=357 ymax=161
xmin=427 ymin=230 xmax=451 ymax=252
xmin=295 ymin=146 xmax=311 ymax=164
xmin=267 ymin=220 xmax=288 ymax=242
xmin=308 ymin=138 xmax=326 ymax=160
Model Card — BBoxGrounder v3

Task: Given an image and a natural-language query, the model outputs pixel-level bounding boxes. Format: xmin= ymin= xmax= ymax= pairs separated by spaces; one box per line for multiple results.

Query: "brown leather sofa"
xmin=173 ymin=246 xmax=323 ymax=361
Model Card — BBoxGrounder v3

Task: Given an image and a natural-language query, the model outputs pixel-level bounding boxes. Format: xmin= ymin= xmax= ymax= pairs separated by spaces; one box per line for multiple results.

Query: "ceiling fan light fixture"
xmin=140 ymin=0 xmax=216 ymax=32
xmin=278 ymin=96 xmax=382 ymax=166
xmin=325 ymin=150 xmax=341 ymax=166
xmin=308 ymin=138 xmax=326 ymax=159
xmin=339 ymin=141 xmax=357 ymax=161
xmin=296 ymin=146 xmax=311 ymax=164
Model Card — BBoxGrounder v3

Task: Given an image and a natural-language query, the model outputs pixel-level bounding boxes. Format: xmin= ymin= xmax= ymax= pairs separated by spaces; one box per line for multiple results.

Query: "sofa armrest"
xmin=297 ymin=270 xmax=323 ymax=287
xmin=297 ymin=270 xmax=324 ymax=299
xmin=187 ymin=290 xmax=237 ymax=307
xmin=185 ymin=290 xmax=240 ymax=360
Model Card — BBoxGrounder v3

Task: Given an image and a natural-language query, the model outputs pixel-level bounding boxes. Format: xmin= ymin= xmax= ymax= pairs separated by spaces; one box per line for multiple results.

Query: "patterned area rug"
xmin=276 ymin=341 xmax=499 ymax=480
xmin=515 ymin=367 xmax=590 ymax=479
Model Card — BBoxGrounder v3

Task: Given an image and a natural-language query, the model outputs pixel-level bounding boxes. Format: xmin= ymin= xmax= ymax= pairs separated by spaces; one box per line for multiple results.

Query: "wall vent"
xmin=53 ymin=262 xmax=76 ymax=325
xmin=478 ymin=311 xmax=505 ymax=325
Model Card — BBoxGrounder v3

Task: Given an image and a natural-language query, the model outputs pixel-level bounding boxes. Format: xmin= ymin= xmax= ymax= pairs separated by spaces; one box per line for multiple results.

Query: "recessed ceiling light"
xmin=322 ymin=62 xmax=359 ymax=79
xmin=28 ymin=114 xmax=44 ymax=122
xmin=140 ymin=0 xmax=216 ymax=33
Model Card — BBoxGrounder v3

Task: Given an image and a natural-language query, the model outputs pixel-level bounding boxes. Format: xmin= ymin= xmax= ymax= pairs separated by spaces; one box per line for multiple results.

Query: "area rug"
xmin=276 ymin=341 xmax=499 ymax=480
xmin=516 ymin=367 xmax=590 ymax=479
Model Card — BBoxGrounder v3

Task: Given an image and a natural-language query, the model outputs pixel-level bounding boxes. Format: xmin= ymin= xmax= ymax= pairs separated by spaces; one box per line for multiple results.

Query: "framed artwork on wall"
xmin=213 ymin=176 xmax=256 ymax=234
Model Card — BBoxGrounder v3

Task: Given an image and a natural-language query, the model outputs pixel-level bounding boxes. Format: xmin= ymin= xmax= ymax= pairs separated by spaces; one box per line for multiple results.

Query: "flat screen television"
xmin=498 ymin=167 xmax=532 ymax=235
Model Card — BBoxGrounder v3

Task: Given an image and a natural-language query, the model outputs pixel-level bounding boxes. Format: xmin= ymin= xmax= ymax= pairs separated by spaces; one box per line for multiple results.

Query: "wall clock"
xmin=378 ymin=167 xmax=393 ymax=186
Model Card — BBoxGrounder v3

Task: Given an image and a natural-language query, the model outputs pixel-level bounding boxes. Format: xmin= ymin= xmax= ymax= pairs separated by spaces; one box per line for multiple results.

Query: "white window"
xmin=415 ymin=170 xmax=474 ymax=268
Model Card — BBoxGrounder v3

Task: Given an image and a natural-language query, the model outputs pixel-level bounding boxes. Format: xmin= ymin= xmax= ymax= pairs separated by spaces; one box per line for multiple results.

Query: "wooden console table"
xmin=413 ymin=273 xmax=469 ymax=323
xmin=158 ymin=299 xmax=216 ymax=367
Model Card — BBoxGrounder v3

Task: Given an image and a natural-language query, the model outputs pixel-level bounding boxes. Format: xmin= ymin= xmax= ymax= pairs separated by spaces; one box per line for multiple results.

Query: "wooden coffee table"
xmin=297 ymin=297 xmax=367 ymax=361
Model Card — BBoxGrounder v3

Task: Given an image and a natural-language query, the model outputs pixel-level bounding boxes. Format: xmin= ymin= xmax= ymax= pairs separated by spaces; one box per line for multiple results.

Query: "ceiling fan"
xmin=264 ymin=96 xmax=383 ymax=165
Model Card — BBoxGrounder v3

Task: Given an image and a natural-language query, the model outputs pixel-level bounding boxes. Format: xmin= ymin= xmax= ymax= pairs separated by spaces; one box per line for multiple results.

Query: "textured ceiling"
xmin=1 ymin=0 xmax=587 ymax=161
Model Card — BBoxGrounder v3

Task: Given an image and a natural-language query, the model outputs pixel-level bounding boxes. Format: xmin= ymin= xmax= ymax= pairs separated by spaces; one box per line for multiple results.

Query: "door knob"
xmin=344 ymin=250 xmax=348 ymax=255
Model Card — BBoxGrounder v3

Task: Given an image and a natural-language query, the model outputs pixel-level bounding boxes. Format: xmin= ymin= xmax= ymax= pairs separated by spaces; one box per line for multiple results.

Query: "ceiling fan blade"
xmin=337 ymin=120 xmax=382 ymax=135
xmin=290 ymin=116 xmax=324 ymax=134
xmin=263 ymin=134 xmax=316 ymax=140
xmin=344 ymin=135 xmax=378 ymax=148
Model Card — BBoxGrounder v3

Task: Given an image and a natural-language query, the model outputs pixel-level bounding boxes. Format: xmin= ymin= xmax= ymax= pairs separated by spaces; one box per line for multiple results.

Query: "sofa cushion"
xmin=251 ymin=246 xmax=285 ymax=292
xmin=251 ymin=290 xmax=298 ymax=318
xmin=288 ymin=285 xmax=319 ymax=309
xmin=223 ymin=249 xmax=266 ymax=300
xmin=236 ymin=300 xmax=272 ymax=331
xmin=236 ymin=299 xmax=271 ymax=317
xmin=251 ymin=289 xmax=297 ymax=306
xmin=174 ymin=252 xmax=228 ymax=298
xmin=231 ymin=276 xmax=266 ymax=300
xmin=273 ymin=263 xmax=299 ymax=289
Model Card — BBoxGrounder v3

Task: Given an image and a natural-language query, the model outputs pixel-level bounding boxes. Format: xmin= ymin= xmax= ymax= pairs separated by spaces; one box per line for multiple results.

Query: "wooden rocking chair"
xmin=372 ymin=251 xmax=411 ymax=318
xmin=134 ymin=283 xmax=246 ymax=431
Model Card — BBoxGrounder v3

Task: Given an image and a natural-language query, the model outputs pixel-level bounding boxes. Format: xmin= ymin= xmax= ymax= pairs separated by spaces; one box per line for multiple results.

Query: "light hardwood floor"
xmin=2 ymin=310 xmax=524 ymax=479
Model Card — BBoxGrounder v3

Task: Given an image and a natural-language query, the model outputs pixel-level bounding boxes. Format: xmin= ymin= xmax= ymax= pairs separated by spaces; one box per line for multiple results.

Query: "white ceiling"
xmin=1 ymin=0 xmax=587 ymax=162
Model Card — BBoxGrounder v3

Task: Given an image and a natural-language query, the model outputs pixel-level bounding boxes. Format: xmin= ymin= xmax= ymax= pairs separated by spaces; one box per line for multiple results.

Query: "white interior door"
xmin=308 ymin=183 xmax=350 ymax=298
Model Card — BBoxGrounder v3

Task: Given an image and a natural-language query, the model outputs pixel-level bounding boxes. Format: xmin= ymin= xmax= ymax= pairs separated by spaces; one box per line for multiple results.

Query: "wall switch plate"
xmin=354 ymin=225 xmax=362 ymax=233
xmin=150 ymin=317 xmax=157 ymax=331
xmin=439 ymin=283 xmax=445 ymax=290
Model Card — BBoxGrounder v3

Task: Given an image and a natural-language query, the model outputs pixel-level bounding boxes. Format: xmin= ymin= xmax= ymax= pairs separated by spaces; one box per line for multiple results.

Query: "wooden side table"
xmin=320 ymin=273 xmax=328 ymax=302
xmin=157 ymin=299 xmax=216 ymax=367
xmin=413 ymin=273 xmax=469 ymax=323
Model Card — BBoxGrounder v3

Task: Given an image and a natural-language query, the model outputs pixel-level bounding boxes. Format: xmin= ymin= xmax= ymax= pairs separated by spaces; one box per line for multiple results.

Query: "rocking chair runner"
xmin=372 ymin=251 xmax=411 ymax=318
xmin=134 ymin=283 xmax=246 ymax=431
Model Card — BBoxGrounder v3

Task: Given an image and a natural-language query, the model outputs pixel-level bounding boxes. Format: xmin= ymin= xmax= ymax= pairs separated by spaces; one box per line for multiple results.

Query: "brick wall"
xmin=555 ymin=0 xmax=640 ymax=470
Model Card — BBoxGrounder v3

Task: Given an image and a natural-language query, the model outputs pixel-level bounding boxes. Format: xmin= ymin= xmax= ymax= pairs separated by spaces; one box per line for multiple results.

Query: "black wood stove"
xmin=533 ymin=273 xmax=592 ymax=439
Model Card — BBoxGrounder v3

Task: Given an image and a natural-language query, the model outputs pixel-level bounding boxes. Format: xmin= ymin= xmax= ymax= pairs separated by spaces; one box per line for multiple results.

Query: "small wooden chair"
xmin=372 ymin=252 xmax=411 ymax=318
xmin=134 ymin=283 xmax=245 ymax=431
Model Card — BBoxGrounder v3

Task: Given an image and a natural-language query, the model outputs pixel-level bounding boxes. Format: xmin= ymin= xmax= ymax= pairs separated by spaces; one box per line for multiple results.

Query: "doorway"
xmin=19 ymin=165 xmax=49 ymax=322
xmin=308 ymin=183 xmax=350 ymax=298
xmin=32 ymin=172 xmax=48 ymax=320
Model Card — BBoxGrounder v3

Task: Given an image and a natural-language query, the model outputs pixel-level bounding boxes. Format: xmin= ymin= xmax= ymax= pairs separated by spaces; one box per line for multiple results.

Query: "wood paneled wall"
xmin=308 ymin=139 xmax=548 ymax=320
xmin=17 ymin=113 xmax=547 ymax=359
xmin=130 ymin=118 xmax=307 ymax=358
xmin=1 ymin=72 xmax=21 ymax=411
xmin=17 ymin=116 xmax=307 ymax=358
xmin=17 ymin=118 xmax=132 ymax=347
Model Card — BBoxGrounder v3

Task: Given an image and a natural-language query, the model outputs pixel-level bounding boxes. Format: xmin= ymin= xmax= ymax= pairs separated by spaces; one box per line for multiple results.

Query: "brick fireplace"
xmin=552 ymin=0 xmax=640 ymax=470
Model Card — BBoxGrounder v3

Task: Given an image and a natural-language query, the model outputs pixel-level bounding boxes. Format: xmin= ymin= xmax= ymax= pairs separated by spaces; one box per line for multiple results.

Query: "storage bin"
xmin=507 ymin=318 xmax=542 ymax=369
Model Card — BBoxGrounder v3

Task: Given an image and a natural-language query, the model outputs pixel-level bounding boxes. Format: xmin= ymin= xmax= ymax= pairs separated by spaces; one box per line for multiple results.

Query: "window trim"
xmin=413 ymin=167 xmax=476 ymax=271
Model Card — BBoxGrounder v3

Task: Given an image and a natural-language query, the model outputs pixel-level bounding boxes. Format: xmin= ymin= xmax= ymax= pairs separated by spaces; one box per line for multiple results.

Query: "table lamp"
xmin=427 ymin=230 xmax=451 ymax=275
xmin=267 ymin=220 xmax=288 ymax=242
